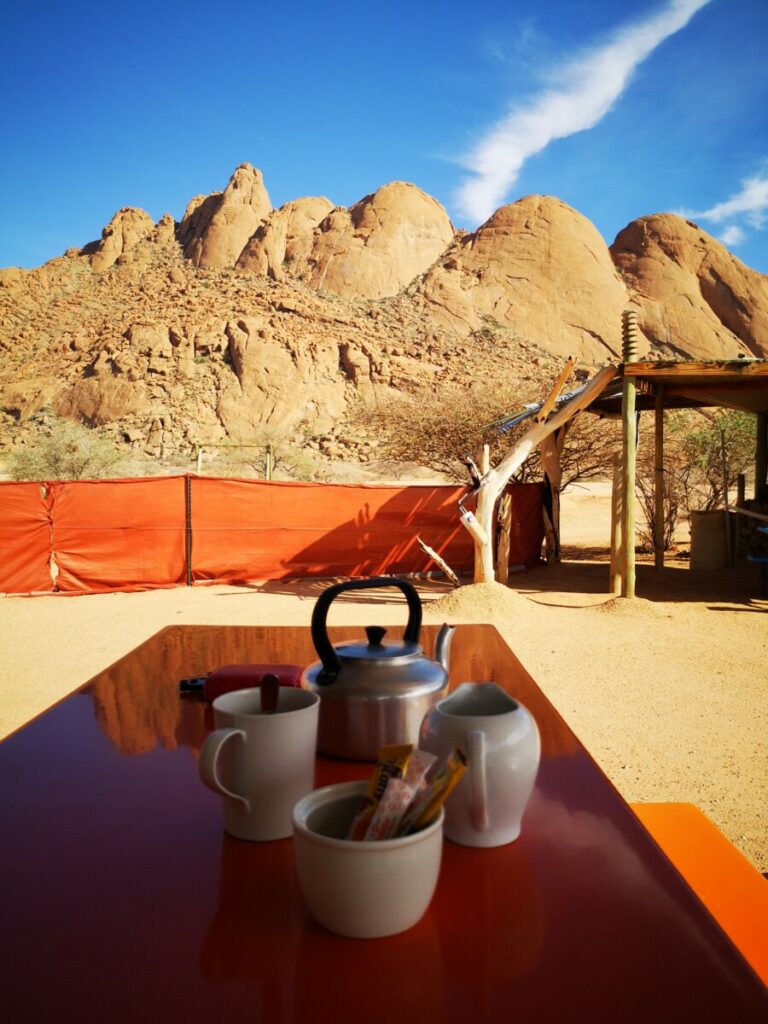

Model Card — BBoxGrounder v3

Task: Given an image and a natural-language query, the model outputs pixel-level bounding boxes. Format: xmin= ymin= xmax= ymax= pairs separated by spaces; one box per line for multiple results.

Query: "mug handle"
xmin=198 ymin=728 xmax=250 ymax=811
xmin=468 ymin=730 xmax=490 ymax=832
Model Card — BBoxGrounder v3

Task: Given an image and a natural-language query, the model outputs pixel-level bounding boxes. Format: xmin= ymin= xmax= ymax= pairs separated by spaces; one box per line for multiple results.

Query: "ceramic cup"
xmin=292 ymin=780 xmax=444 ymax=938
xmin=199 ymin=686 xmax=320 ymax=841
xmin=419 ymin=682 xmax=540 ymax=848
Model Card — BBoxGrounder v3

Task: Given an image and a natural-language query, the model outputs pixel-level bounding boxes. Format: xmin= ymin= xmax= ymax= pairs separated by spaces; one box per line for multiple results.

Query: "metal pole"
xmin=621 ymin=310 xmax=638 ymax=598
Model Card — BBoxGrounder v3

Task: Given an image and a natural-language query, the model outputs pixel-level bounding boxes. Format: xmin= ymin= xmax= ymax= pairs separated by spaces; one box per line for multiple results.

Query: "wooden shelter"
xmin=586 ymin=322 xmax=768 ymax=597
xmin=456 ymin=313 xmax=766 ymax=595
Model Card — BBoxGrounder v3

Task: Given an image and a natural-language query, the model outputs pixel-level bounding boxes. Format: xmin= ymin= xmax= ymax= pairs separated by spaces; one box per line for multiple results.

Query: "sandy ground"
xmin=1 ymin=484 xmax=766 ymax=871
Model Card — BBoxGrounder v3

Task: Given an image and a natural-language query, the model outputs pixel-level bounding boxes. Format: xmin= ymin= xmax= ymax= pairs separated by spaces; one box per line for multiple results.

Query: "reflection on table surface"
xmin=85 ymin=624 xmax=580 ymax=759
xmin=1 ymin=624 xmax=765 ymax=1024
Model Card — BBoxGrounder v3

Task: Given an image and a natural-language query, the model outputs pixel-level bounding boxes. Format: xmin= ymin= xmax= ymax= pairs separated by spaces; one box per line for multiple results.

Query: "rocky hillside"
xmin=1 ymin=162 xmax=765 ymax=472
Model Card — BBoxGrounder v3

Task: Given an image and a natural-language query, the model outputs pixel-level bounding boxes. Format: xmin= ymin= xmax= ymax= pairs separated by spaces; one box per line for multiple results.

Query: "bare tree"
xmin=465 ymin=367 xmax=618 ymax=581
xmin=360 ymin=376 xmax=621 ymax=491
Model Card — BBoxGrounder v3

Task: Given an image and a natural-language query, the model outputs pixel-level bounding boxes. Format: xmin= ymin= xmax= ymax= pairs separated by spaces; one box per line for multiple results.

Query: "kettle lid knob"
xmin=365 ymin=626 xmax=387 ymax=648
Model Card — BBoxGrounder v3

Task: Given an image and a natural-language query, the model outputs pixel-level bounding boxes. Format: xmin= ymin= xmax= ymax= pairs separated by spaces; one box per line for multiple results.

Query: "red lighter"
xmin=179 ymin=664 xmax=304 ymax=701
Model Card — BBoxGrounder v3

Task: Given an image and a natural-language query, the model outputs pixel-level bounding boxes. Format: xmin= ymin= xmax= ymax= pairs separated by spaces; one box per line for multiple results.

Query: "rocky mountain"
xmin=1 ymin=162 xmax=765 ymax=473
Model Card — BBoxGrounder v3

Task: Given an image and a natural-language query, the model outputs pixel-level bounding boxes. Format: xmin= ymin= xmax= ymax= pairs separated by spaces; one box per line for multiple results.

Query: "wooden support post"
xmin=496 ymin=493 xmax=512 ymax=585
xmin=736 ymin=473 xmax=746 ymax=561
xmin=721 ymin=427 xmax=733 ymax=568
xmin=737 ymin=473 xmax=746 ymax=507
xmin=756 ymin=413 xmax=768 ymax=499
xmin=195 ymin=445 xmax=203 ymax=475
xmin=265 ymin=443 xmax=274 ymax=481
xmin=540 ymin=427 xmax=567 ymax=564
xmin=654 ymin=385 xmax=665 ymax=569
xmin=609 ymin=452 xmax=623 ymax=595
xmin=621 ymin=310 xmax=638 ymax=598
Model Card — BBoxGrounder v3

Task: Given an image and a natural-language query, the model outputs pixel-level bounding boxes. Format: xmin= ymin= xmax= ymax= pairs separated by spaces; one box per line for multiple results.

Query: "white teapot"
xmin=419 ymin=682 xmax=540 ymax=847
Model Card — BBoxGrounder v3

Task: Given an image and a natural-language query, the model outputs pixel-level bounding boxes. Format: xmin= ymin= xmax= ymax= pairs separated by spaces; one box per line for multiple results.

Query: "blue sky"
xmin=1 ymin=0 xmax=767 ymax=273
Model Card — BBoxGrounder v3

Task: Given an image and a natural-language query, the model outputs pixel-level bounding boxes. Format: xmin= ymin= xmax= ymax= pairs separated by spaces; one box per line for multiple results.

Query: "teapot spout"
xmin=434 ymin=623 xmax=456 ymax=673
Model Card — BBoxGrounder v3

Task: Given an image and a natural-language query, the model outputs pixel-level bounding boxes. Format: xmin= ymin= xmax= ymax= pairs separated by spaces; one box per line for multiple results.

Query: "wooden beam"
xmin=623 ymin=361 xmax=768 ymax=381
xmin=734 ymin=506 xmax=768 ymax=524
xmin=535 ymin=358 xmax=575 ymax=423
xmin=654 ymin=385 xmax=664 ymax=569
xmin=621 ymin=311 xmax=638 ymax=598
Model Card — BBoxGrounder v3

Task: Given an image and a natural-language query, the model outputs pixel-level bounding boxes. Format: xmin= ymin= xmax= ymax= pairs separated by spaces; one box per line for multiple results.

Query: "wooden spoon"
xmin=260 ymin=672 xmax=280 ymax=714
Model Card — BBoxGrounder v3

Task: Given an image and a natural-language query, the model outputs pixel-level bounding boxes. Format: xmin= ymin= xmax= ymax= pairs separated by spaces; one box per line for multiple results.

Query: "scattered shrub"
xmin=6 ymin=418 xmax=126 ymax=480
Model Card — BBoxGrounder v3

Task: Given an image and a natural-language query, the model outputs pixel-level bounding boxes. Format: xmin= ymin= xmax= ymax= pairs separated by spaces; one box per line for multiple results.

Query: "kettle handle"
xmin=311 ymin=576 xmax=422 ymax=679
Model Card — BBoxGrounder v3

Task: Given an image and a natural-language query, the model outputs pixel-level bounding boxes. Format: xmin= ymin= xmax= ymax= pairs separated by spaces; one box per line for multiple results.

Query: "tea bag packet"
xmin=347 ymin=744 xmax=413 ymax=840
xmin=363 ymin=779 xmax=415 ymax=841
xmin=397 ymin=747 xmax=467 ymax=836
xmin=363 ymin=750 xmax=437 ymax=841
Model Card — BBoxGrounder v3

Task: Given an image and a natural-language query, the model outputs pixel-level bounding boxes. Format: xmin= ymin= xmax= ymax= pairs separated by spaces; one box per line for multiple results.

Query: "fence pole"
xmin=185 ymin=475 xmax=193 ymax=586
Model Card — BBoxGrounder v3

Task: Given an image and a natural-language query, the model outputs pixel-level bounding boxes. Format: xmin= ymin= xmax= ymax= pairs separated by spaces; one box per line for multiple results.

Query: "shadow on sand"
xmin=201 ymin=554 xmax=767 ymax=612
xmin=517 ymin=553 xmax=766 ymax=608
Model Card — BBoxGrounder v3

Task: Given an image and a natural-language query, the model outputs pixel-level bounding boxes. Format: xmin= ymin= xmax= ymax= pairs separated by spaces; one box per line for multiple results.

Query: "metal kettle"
xmin=302 ymin=577 xmax=455 ymax=760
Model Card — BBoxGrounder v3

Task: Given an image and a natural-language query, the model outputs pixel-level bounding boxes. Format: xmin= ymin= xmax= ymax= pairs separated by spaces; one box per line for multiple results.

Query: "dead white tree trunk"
xmin=464 ymin=365 xmax=618 ymax=584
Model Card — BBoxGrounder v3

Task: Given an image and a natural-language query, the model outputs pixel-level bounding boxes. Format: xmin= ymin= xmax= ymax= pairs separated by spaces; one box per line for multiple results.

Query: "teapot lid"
xmin=310 ymin=577 xmax=428 ymax=684
xmin=333 ymin=626 xmax=422 ymax=664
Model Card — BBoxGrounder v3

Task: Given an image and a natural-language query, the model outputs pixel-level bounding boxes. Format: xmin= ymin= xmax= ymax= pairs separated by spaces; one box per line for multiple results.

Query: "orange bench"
xmin=632 ymin=802 xmax=768 ymax=986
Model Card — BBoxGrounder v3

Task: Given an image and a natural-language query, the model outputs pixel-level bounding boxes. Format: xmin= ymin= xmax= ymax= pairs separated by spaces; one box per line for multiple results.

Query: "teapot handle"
xmin=311 ymin=576 xmax=422 ymax=680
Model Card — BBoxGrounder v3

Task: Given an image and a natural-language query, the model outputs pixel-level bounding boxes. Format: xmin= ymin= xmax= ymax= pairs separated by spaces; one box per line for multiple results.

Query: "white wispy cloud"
xmin=718 ymin=224 xmax=746 ymax=247
xmin=683 ymin=166 xmax=768 ymax=250
xmin=690 ymin=169 xmax=768 ymax=228
xmin=455 ymin=0 xmax=713 ymax=223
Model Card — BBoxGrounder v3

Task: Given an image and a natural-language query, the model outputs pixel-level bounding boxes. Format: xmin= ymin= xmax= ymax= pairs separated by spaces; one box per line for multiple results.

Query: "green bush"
xmin=636 ymin=409 xmax=755 ymax=552
xmin=6 ymin=418 xmax=126 ymax=480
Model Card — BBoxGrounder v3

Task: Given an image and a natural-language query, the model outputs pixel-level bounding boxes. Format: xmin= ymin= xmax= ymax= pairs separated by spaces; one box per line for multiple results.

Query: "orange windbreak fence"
xmin=0 ymin=476 xmax=544 ymax=595
xmin=0 ymin=483 xmax=54 ymax=593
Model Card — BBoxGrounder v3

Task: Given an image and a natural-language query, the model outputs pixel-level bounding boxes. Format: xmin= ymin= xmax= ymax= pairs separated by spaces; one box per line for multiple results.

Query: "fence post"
xmin=185 ymin=475 xmax=193 ymax=586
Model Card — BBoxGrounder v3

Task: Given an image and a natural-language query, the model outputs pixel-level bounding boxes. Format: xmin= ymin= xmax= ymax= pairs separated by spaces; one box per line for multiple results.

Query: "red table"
xmin=1 ymin=624 xmax=765 ymax=1023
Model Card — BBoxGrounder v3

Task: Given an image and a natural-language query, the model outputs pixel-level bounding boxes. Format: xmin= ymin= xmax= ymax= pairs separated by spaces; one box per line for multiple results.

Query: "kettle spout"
xmin=434 ymin=623 xmax=456 ymax=673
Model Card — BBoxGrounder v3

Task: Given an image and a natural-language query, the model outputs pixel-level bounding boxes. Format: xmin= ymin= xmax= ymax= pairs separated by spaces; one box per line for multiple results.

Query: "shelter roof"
xmin=585 ymin=359 xmax=768 ymax=417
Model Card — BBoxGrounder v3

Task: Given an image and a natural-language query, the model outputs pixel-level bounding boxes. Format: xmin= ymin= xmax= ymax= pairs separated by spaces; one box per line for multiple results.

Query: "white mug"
xmin=419 ymin=682 xmax=540 ymax=847
xmin=199 ymin=686 xmax=320 ymax=841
